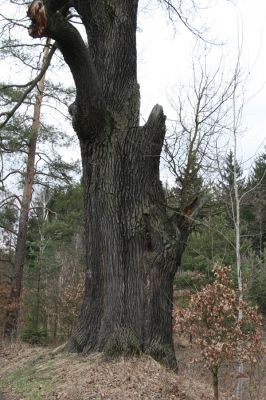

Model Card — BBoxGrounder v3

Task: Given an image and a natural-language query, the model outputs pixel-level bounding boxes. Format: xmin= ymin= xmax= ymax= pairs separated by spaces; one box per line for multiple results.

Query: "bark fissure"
xmin=27 ymin=0 xmax=192 ymax=368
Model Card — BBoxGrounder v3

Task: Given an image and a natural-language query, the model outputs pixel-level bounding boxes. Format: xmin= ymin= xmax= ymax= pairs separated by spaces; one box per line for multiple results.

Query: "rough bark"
xmin=68 ymin=105 xmax=185 ymax=368
xmin=27 ymin=0 xmax=195 ymax=367
xmin=4 ymin=41 xmax=51 ymax=337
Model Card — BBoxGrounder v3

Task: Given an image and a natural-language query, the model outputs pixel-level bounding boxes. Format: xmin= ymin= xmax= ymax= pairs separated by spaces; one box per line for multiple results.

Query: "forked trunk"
xmin=67 ymin=107 xmax=185 ymax=367
xmin=27 ymin=0 xmax=195 ymax=367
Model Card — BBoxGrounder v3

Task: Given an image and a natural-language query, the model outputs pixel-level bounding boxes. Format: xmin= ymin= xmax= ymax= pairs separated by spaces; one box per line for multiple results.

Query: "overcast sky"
xmin=137 ymin=0 xmax=266 ymax=175
xmin=1 ymin=0 xmax=266 ymax=178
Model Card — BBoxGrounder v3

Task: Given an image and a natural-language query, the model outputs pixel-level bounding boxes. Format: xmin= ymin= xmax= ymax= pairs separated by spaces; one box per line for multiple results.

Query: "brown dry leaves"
xmin=0 ymin=342 xmax=214 ymax=400
xmin=174 ymin=265 xmax=265 ymax=371
xmin=27 ymin=0 xmax=47 ymax=37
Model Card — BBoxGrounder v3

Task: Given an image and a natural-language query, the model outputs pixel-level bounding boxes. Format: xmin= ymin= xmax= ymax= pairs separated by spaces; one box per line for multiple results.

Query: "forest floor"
xmin=0 ymin=337 xmax=265 ymax=400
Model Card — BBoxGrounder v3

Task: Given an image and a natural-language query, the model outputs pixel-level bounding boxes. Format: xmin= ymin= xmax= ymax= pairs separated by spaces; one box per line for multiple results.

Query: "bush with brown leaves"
xmin=175 ymin=265 xmax=264 ymax=400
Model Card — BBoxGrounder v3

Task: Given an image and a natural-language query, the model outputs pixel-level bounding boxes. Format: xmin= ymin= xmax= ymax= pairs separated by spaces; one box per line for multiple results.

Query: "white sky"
xmin=137 ymin=0 xmax=266 ymax=175
xmin=1 ymin=0 xmax=266 ymax=179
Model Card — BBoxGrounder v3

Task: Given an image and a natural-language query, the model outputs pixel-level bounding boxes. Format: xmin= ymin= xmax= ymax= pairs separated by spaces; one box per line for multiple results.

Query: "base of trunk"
xmin=66 ymin=107 xmax=186 ymax=373
xmin=67 ymin=326 xmax=178 ymax=371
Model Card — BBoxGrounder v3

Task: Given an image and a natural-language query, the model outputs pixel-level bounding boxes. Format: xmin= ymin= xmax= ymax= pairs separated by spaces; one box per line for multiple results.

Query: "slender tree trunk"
xmin=38 ymin=190 xmax=50 ymax=333
xmin=212 ymin=368 xmax=219 ymax=400
xmin=232 ymin=82 xmax=244 ymax=400
xmin=234 ymin=150 xmax=244 ymax=399
xmin=35 ymin=263 xmax=41 ymax=329
xmin=4 ymin=40 xmax=51 ymax=337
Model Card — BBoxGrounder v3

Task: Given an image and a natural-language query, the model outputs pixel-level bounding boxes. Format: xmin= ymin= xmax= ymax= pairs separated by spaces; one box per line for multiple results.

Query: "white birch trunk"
xmin=233 ymin=87 xmax=244 ymax=400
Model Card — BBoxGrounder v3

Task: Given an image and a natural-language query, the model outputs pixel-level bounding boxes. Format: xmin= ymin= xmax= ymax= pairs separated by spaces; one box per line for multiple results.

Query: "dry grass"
xmin=174 ymin=335 xmax=266 ymax=400
xmin=0 ymin=339 xmax=265 ymax=400
xmin=0 ymin=341 xmax=213 ymax=400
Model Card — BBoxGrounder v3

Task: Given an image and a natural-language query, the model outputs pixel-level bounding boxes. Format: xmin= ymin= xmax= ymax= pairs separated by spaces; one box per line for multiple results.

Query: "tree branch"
xmin=0 ymin=43 xmax=57 ymax=130
xmin=27 ymin=0 xmax=112 ymax=140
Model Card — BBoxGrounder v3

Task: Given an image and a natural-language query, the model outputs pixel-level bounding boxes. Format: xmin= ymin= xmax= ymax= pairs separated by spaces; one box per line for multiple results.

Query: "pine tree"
xmin=247 ymin=151 xmax=266 ymax=254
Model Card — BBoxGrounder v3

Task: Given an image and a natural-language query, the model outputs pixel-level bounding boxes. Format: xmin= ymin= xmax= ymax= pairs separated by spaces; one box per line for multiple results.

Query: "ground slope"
xmin=1 ymin=340 xmax=265 ymax=399
xmin=0 ymin=342 xmax=214 ymax=400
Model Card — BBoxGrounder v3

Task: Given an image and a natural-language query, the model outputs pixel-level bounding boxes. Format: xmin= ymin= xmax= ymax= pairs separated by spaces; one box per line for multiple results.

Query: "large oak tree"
xmin=27 ymin=0 xmax=199 ymax=368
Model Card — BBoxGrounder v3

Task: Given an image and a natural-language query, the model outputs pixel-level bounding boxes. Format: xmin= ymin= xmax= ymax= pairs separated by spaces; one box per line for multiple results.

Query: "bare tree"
xmin=231 ymin=58 xmax=245 ymax=400
xmin=164 ymin=50 xmax=234 ymax=210
xmin=215 ymin=55 xmax=257 ymax=399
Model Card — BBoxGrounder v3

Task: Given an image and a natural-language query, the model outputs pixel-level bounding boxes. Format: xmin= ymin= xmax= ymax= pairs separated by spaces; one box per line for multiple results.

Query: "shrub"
xmin=20 ymin=327 xmax=48 ymax=345
xmin=175 ymin=265 xmax=264 ymax=400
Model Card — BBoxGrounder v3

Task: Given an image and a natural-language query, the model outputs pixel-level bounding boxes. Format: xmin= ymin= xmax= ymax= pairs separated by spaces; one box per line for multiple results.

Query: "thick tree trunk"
xmin=4 ymin=41 xmax=50 ymax=337
xmin=67 ymin=106 xmax=184 ymax=367
xmin=28 ymin=0 xmax=193 ymax=367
